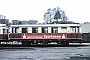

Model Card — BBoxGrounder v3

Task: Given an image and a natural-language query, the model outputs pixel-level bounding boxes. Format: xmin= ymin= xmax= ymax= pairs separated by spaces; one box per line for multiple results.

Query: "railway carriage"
xmin=80 ymin=23 xmax=90 ymax=43
xmin=9 ymin=24 xmax=82 ymax=46
xmin=0 ymin=24 xmax=8 ymax=41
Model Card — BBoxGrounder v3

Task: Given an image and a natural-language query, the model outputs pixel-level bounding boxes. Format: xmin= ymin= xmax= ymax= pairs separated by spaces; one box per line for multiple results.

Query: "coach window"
xmin=12 ymin=28 xmax=13 ymax=33
xmin=51 ymin=27 xmax=58 ymax=33
xmin=42 ymin=27 xmax=48 ymax=33
xmin=72 ymin=27 xmax=76 ymax=33
xmin=12 ymin=28 xmax=15 ymax=33
xmin=32 ymin=28 xmax=38 ymax=33
xmin=61 ymin=27 xmax=67 ymax=33
xmin=15 ymin=27 xmax=19 ymax=33
xmin=22 ymin=28 xmax=28 ymax=33
xmin=3 ymin=29 xmax=7 ymax=34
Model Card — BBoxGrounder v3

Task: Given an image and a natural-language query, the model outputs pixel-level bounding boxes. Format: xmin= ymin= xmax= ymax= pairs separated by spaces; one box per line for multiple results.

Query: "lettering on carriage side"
xmin=27 ymin=36 xmax=43 ymax=39
xmin=23 ymin=34 xmax=26 ymax=38
xmin=44 ymin=35 xmax=61 ymax=38
xmin=22 ymin=34 xmax=65 ymax=39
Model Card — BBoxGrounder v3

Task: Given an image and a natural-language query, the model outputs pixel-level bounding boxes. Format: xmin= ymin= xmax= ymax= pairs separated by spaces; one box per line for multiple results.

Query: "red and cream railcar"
xmin=0 ymin=24 xmax=8 ymax=41
xmin=9 ymin=24 xmax=82 ymax=46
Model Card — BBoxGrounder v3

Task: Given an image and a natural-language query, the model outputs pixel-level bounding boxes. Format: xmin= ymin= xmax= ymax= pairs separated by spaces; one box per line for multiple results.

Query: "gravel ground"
xmin=0 ymin=43 xmax=90 ymax=60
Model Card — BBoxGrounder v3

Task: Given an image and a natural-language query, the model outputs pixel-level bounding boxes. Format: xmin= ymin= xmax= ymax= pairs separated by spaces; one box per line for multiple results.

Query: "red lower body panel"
xmin=21 ymin=33 xmax=67 ymax=39
xmin=10 ymin=33 xmax=82 ymax=40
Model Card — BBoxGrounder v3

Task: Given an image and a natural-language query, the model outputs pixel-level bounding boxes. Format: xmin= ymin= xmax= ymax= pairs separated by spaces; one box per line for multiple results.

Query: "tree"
xmin=43 ymin=8 xmax=53 ymax=23
xmin=54 ymin=11 xmax=61 ymax=21
xmin=43 ymin=6 xmax=68 ymax=24
xmin=43 ymin=6 xmax=76 ymax=24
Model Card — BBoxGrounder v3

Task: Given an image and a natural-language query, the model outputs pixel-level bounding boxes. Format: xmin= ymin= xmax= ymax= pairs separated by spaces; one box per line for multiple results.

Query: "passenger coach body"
xmin=8 ymin=24 xmax=82 ymax=46
xmin=0 ymin=24 xmax=82 ymax=46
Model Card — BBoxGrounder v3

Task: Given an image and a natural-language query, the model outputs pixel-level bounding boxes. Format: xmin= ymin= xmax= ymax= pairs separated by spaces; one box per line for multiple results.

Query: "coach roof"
xmin=11 ymin=24 xmax=81 ymax=27
xmin=0 ymin=24 xmax=6 ymax=27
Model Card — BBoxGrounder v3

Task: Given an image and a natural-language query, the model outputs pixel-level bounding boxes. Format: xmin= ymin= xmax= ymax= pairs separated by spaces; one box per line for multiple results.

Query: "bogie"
xmin=60 ymin=41 xmax=69 ymax=46
xmin=22 ymin=41 xmax=31 ymax=47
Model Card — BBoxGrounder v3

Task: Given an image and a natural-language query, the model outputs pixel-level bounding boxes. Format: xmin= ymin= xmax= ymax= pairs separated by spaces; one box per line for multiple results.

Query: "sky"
xmin=0 ymin=0 xmax=90 ymax=23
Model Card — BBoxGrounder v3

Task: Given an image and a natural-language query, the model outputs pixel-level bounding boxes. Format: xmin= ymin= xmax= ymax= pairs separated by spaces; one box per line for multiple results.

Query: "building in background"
xmin=12 ymin=20 xmax=38 ymax=25
xmin=0 ymin=14 xmax=7 ymax=24
xmin=28 ymin=20 xmax=38 ymax=24
xmin=12 ymin=20 xmax=18 ymax=25
xmin=0 ymin=19 xmax=9 ymax=24
xmin=20 ymin=20 xmax=28 ymax=25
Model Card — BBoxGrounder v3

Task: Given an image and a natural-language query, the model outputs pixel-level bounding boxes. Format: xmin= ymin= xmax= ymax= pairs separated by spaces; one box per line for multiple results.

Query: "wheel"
xmin=61 ymin=41 xmax=69 ymax=46
xmin=22 ymin=41 xmax=31 ymax=47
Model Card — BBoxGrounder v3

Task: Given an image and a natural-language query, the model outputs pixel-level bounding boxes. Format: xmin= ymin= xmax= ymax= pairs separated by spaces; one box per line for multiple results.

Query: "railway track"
xmin=0 ymin=43 xmax=89 ymax=49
